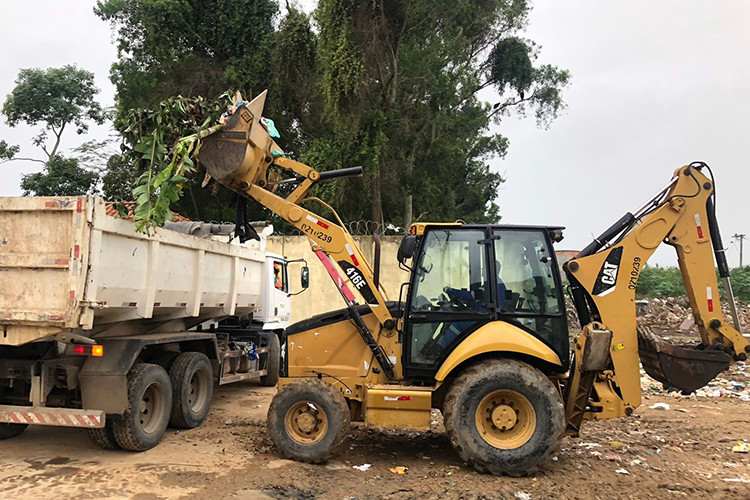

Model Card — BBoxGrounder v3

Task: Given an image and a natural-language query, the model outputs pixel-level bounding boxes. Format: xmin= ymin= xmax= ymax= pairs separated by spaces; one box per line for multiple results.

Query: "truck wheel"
xmin=260 ymin=334 xmax=281 ymax=387
xmin=169 ymin=352 xmax=214 ymax=429
xmin=0 ymin=423 xmax=28 ymax=440
xmin=112 ymin=363 xmax=172 ymax=451
xmin=443 ymin=359 xmax=564 ymax=476
xmin=87 ymin=420 xmax=120 ymax=450
xmin=267 ymin=379 xmax=350 ymax=463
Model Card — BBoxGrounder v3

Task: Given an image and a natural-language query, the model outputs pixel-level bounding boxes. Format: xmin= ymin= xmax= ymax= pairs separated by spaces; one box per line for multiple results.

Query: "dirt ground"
xmin=1 ymin=378 xmax=749 ymax=500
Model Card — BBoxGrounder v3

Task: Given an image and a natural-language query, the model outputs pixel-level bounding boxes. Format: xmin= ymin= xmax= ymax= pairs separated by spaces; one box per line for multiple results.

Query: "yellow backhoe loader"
xmin=199 ymin=91 xmax=749 ymax=475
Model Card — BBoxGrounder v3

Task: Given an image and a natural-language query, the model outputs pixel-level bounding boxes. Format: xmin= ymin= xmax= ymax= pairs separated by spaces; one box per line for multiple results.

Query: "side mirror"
xmin=301 ymin=266 xmax=310 ymax=290
xmin=397 ymin=235 xmax=416 ymax=264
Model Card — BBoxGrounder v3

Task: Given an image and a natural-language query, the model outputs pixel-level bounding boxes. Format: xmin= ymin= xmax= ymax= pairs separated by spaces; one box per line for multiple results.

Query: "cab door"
xmin=403 ymin=228 xmax=493 ymax=378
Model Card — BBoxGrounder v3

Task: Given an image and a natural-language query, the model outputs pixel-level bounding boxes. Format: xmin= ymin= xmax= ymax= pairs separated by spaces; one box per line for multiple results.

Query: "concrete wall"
xmin=266 ymin=236 xmax=410 ymax=324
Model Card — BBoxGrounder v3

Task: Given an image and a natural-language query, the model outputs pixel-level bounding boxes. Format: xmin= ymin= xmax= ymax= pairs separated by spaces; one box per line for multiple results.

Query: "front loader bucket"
xmin=199 ymin=90 xmax=280 ymax=188
xmin=637 ymin=326 xmax=730 ymax=393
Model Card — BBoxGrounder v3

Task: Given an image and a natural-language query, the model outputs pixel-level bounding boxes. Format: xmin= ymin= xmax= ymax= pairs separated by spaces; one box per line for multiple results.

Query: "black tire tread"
xmin=443 ymin=358 xmax=564 ymax=476
xmin=87 ymin=421 xmax=119 ymax=450
xmin=0 ymin=423 xmax=28 ymax=440
xmin=268 ymin=378 xmax=350 ymax=463
xmin=260 ymin=334 xmax=281 ymax=387
xmin=111 ymin=363 xmax=171 ymax=451
xmin=169 ymin=352 xmax=214 ymax=429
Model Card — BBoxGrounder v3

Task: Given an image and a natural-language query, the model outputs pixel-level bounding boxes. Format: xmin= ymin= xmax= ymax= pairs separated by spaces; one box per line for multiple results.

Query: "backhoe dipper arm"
xmin=198 ymin=92 xmax=397 ymax=379
xmin=564 ymin=164 xmax=749 ymax=419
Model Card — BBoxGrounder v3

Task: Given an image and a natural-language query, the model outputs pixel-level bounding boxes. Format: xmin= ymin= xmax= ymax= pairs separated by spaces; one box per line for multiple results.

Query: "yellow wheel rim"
xmin=285 ymin=401 xmax=328 ymax=445
xmin=475 ymin=390 xmax=536 ymax=449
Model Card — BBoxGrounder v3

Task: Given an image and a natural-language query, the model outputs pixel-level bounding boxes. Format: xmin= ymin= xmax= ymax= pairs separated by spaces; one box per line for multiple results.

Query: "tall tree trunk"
xmin=371 ymin=166 xmax=384 ymax=234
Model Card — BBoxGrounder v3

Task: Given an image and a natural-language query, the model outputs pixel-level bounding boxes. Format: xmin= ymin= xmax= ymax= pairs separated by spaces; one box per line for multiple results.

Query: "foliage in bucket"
xmin=123 ymin=92 xmax=233 ymax=232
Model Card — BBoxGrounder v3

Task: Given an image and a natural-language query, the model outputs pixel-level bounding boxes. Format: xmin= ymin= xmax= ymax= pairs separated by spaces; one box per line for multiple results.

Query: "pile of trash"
xmin=636 ymin=296 xmax=750 ymax=339
xmin=640 ymin=361 xmax=750 ymax=400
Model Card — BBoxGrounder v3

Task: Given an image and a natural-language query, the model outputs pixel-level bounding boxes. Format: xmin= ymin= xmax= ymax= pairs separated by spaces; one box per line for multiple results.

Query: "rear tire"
xmin=169 ymin=352 xmax=214 ymax=429
xmin=112 ymin=363 xmax=172 ymax=451
xmin=88 ymin=419 xmax=120 ymax=450
xmin=443 ymin=359 xmax=564 ymax=476
xmin=260 ymin=334 xmax=281 ymax=387
xmin=0 ymin=423 xmax=28 ymax=440
xmin=267 ymin=379 xmax=350 ymax=463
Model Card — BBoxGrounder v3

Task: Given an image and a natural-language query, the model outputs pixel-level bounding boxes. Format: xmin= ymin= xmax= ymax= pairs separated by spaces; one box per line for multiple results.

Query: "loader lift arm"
xmin=563 ymin=162 xmax=749 ymax=433
xmin=199 ymin=92 xmax=397 ymax=379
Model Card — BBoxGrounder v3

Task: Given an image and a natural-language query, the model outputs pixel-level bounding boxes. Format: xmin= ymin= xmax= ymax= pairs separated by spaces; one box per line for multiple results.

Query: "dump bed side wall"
xmin=1 ymin=197 xmax=266 ymax=346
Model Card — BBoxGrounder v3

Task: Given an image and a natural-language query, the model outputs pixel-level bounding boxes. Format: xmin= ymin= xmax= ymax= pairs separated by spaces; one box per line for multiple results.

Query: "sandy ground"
xmin=1 ymin=380 xmax=749 ymax=500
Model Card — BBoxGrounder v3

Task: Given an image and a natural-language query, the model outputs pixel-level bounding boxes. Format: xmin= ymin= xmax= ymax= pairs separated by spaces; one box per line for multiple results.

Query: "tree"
xmin=101 ymin=1 xmax=569 ymax=230
xmin=20 ymin=155 xmax=98 ymax=196
xmin=309 ymin=0 xmax=570 ymax=229
xmin=2 ymin=65 xmax=106 ymax=163
xmin=95 ymin=0 xmax=277 ymax=123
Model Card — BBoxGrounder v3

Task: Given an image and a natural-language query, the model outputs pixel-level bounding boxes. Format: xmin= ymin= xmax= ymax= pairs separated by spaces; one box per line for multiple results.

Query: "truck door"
xmin=403 ymin=228 xmax=492 ymax=377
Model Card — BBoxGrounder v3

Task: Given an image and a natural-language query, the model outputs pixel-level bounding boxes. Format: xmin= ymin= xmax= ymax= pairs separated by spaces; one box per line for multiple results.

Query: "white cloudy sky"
xmin=0 ymin=1 xmax=748 ymax=267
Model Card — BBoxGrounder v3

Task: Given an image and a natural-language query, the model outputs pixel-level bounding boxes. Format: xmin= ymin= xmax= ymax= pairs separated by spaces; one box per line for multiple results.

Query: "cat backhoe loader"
xmin=199 ymin=91 xmax=749 ymax=475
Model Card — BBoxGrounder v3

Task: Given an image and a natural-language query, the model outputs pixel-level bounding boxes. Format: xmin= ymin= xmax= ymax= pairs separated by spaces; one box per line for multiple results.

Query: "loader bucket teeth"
xmin=637 ymin=326 xmax=730 ymax=393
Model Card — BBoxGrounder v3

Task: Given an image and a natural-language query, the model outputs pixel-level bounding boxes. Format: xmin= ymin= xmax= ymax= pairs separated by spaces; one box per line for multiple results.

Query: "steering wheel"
xmin=442 ymin=287 xmax=470 ymax=311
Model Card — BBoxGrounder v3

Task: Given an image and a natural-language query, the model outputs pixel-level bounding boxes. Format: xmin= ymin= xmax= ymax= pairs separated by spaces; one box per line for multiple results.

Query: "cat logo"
xmin=592 ymin=246 xmax=623 ymax=297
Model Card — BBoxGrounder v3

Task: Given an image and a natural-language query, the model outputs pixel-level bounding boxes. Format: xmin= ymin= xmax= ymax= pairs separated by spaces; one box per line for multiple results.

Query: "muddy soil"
xmin=1 ymin=380 xmax=748 ymax=500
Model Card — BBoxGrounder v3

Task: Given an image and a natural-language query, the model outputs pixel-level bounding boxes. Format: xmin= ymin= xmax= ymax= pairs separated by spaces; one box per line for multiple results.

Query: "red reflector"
xmin=74 ymin=345 xmax=86 ymax=355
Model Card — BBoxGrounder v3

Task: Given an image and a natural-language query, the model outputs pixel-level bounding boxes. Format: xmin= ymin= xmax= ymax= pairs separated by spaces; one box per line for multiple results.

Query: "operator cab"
xmin=398 ymin=224 xmax=568 ymax=378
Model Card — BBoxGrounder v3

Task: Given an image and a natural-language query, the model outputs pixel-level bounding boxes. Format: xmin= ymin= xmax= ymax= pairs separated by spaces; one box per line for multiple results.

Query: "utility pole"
xmin=733 ymin=233 xmax=746 ymax=267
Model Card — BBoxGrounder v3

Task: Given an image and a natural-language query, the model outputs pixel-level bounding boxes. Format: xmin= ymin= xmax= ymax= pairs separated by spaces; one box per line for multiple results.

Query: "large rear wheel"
xmin=169 ymin=352 xmax=214 ymax=429
xmin=260 ymin=334 xmax=281 ymax=387
xmin=87 ymin=419 xmax=120 ymax=450
xmin=443 ymin=359 xmax=564 ymax=475
xmin=112 ymin=363 xmax=172 ymax=451
xmin=267 ymin=379 xmax=350 ymax=463
xmin=0 ymin=423 xmax=28 ymax=440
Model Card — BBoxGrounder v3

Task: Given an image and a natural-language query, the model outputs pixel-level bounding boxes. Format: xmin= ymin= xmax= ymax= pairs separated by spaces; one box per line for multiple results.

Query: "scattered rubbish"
xmin=604 ymin=454 xmax=622 ymax=462
xmin=224 ymin=419 xmax=233 ymax=425
xmin=676 ymin=408 xmax=690 ymax=413
xmin=608 ymin=441 xmax=626 ymax=447
xmin=723 ymin=478 xmax=750 ymax=483
xmin=731 ymin=441 xmax=750 ymax=453
xmin=389 ymin=466 xmax=408 ymax=475
xmin=352 ymin=464 xmax=372 ymax=471
xmin=649 ymin=403 xmax=670 ymax=411
xmin=514 ymin=492 xmax=531 ymax=500
xmin=590 ymin=451 xmax=602 ymax=458
xmin=578 ymin=442 xmax=601 ymax=449
xmin=615 ymin=469 xmax=630 ymax=475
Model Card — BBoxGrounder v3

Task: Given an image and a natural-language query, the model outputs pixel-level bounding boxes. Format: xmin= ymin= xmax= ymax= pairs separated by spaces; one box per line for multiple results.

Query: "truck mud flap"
xmin=637 ymin=326 xmax=730 ymax=393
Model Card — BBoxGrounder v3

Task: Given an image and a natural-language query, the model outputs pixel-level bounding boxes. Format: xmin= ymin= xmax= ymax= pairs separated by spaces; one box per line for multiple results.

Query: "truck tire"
xmin=0 ymin=423 xmax=28 ymax=440
xmin=267 ymin=379 xmax=350 ymax=463
xmin=151 ymin=350 xmax=180 ymax=371
xmin=87 ymin=420 xmax=120 ymax=450
xmin=168 ymin=352 xmax=214 ymax=429
xmin=260 ymin=334 xmax=281 ymax=387
xmin=443 ymin=358 xmax=564 ymax=476
xmin=111 ymin=363 xmax=172 ymax=451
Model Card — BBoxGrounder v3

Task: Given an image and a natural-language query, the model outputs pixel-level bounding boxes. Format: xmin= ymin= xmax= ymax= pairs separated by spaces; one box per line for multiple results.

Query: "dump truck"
xmin=197 ymin=91 xmax=749 ymax=475
xmin=0 ymin=196 xmax=307 ymax=450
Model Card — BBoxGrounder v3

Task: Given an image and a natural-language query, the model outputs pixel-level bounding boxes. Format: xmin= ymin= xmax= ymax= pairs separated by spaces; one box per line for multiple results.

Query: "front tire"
xmin=260 ymin=334 xmax=281 ymax=387
xmin=267 ymin=379 xmax=350 ymax=463
xmin=0 ymin=423 xmax=28 ymax=440
xmin=169 ymin=352 xmax=214 ymax=429
xmin=112 ymin=363 xmax=172 ymax=451
xmin=443 ymin=359 xmax=564 ymax=475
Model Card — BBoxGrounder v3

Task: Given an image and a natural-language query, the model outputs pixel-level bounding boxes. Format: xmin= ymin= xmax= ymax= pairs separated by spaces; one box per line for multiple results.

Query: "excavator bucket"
xmin=637 ymin=326 xmax=730 ymax=393
xmin=199 ymin=90 xmax=280 ymax=187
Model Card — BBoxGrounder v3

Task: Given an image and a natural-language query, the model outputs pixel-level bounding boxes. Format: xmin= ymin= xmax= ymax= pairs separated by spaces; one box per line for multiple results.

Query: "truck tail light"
xmin=70 ymin=344 xmax=104 ymax=357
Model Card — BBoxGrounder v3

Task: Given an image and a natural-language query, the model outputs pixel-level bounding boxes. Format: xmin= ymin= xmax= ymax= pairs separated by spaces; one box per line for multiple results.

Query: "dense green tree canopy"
xmin=2 ymin=65 xmax=106 ymax=162
xmin=20 ymin=155 xmax=98 ymax=196
xmin=100 ymin=0 xmax=570 ymax=231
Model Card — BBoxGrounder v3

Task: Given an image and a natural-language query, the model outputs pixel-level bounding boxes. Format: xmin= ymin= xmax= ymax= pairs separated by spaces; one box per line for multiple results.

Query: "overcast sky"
xmin=0 ymin=1 xmax=748 ymax=267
